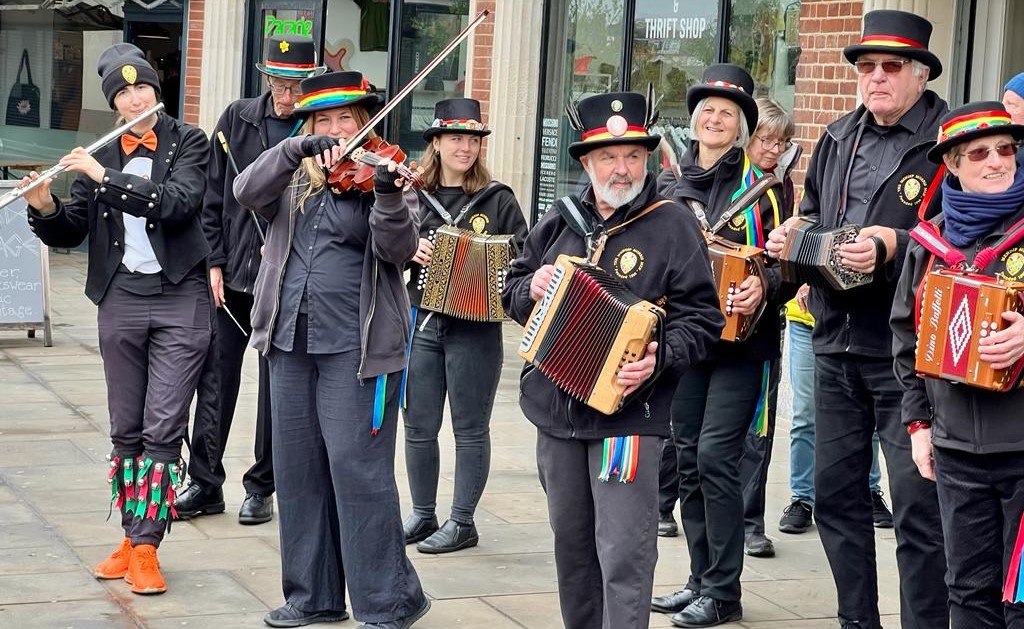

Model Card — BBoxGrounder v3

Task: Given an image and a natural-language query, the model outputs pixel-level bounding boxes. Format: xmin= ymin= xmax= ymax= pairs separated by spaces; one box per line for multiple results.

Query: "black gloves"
xmin=373 ymin=163 xmax=403 ymax=194
xmin=301 ymin=135 xmax=337 ymax=158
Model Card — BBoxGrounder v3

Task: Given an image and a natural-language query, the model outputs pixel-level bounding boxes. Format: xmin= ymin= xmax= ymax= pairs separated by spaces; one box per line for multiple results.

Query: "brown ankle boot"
xmin=94 ymin=537 xmax=132 ymax=579
xmin=125 ymin=544 xmax=166 ymax=594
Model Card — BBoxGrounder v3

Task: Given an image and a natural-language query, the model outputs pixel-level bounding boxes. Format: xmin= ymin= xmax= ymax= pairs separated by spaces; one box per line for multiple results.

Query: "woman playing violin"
xmin=233 ymin=70 xmax=430 ymax=629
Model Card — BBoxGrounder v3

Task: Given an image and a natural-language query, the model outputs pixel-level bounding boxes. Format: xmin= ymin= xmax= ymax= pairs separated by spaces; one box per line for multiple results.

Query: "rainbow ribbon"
xmin=1003 ymin=511 xmax=1024 ymax=602
xmin=749 ymin=361 xmax=772 ymax=437
xmin=399 ymin=307 xmax=417 ymax=411
xmin=371 ymin=373 xmax=387 ymax=435
xmin=598 ymin=435 xmax=640 ymax=483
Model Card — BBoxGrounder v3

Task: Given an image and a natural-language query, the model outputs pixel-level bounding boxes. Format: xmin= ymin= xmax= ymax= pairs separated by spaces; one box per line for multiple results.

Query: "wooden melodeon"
xmin=915 ymin=269 xmax=1024 ymax=391
xmin=518 ymin=255 xmax=665 ymax=415
xmin=418 ymin=225 xmax=516 ymax=322
xmin=707 ymin=236 xmax=769 ymax=342
xmin=780 ymin=216 xmax=872 ymax=291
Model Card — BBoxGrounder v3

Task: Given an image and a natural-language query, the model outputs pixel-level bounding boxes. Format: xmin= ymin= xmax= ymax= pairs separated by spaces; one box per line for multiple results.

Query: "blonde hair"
xmin=294 ymin=105 xmax=376 ymax=210
xmin=417 ymin=134 xmax=493 ymax=195
xmin=754 ymin=97 xmax=795 ymax=141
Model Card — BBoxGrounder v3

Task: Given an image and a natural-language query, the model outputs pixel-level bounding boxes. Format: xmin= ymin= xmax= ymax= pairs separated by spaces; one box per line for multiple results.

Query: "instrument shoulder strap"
xmin=910 ymin=213 xmax=1024 ymax=271
xmin=683 ymin=173 xmax=778 ymax=235
xmin=419 ymin=181 xmax=510 ymax=227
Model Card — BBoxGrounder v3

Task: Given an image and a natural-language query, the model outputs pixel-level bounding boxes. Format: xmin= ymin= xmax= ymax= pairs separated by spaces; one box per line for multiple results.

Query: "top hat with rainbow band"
xmin=256 ymin=35 xmax=325 ymax=79
xmin=292 ymin=71 xmax=385 ymax=115
xmin=927 ymin=101 xmax=1024 ymax=163
xmin=565 ymin=91 xmax=661 ymax=161
xmin=843 ymin=10 xmax=942 ymax=80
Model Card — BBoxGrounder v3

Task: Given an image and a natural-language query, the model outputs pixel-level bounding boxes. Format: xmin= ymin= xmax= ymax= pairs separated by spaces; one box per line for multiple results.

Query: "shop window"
xmin=728 ymin=0 xmax=801 ymax=111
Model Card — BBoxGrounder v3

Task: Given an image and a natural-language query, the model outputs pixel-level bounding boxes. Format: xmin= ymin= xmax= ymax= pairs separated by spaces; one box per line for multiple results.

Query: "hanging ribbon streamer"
xmin=597 ymin=435 xmax=640 ymax=483
xmin=371 ymin=373 xmax=387 ymax=435
xmin=1003 ymin=511 xmax=1024 ymax=602
xmin=399 ymin=306 xmax=417 ymax=411
xmin=749 ymin=361 xmax=772 ymax=437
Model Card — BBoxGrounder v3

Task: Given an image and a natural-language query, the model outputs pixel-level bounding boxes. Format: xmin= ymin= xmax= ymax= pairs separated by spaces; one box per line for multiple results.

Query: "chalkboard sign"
xmin=0 ymin=180 xmax=52 ymax=346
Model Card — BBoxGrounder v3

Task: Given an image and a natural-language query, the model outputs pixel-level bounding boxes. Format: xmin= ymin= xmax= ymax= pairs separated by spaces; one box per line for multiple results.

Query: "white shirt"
xmin=119 ymin=156 xmax=162 ymax=274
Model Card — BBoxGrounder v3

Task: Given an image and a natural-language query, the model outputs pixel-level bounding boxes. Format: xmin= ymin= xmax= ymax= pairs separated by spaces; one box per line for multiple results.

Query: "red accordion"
xmin=706 ymin=235 xmax=768 ymax=342
xmin=915 ymin=268 xmax=1024 ymax=391
xmin=518 ymin=255 xmax=664 ymax=415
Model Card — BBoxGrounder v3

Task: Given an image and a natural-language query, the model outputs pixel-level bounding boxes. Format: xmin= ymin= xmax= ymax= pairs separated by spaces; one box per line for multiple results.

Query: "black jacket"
xmin=672 ymin=146 xmax=792 ymax=363
xmin=502 ymin=175 xmax=724 ymax=440
xmin=406 ymin=182 xmax=529 ymax=306
xmin=29 ymin=113 xmax=210 ymax=304
xmin=800 ymin=90 xmax=948 ymax=357
xmin=203 ymin=93 xmax=288 ymax=293
xmin=891 ymin=208 xmax=1024 ymax=454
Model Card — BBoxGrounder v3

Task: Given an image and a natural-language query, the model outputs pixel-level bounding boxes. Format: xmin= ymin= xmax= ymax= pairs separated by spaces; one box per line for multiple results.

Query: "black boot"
xmin=402 ymin=514 xmax=438 ymax=545
xmin=670 ymin=595 xmax=742 ymax=628
xmin=416 ymin=519 xmax=478 ymax=554
xmin=239 ymin=493 xmax=273 ymax=525
xmin=173 ymin=482 xmax=225 ymax=520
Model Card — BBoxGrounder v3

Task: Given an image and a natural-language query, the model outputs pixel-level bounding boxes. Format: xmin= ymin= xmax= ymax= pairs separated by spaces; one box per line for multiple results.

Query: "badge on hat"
xmin=279 ymin=40 xmax=290 ymax=53
xmin=122 ymin=65 xmax=137 ymax=85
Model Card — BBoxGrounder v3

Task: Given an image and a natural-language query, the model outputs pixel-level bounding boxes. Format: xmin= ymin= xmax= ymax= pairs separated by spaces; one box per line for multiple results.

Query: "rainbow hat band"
xmin=686 ymin=63 xmax=758 ymax=132
xmin=927 ymin=101 xmax=1024 ymax=163
xmin=566 ymin=91 xmax=660 ymax=160
xmin=423 ymin=98 xmax=492 ymax=140
xmin=293 ymin=71 xmax=384 ymax=115
xmin=843 ymin=10 xmax=942 ymax=79
xmin=256 ymin=35 xmax=324 ymax=79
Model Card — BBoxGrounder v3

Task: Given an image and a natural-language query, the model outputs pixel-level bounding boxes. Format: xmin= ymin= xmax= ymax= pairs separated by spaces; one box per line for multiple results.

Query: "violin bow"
xmin=341 ymin=9 xmax=491 ymax=156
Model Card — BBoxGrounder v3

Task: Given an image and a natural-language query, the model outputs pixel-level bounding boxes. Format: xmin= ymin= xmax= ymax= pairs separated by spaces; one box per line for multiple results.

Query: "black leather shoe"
xmin=670 ymin=595 xmax=742 ymax=627
xmin=744 ymin=533 xmax=775 ymax=558
xmin=658 ymin=512 xmax=679 ymax=537
xmin=264 ymin=602 xmax=349 ymax=627
xmin=651 ymin=587 xmax=699 ymax=614
xmin=416 ymin=519 xmax=478 ymax=554
xmin=239 ymin=493 xmax=273 ymax=525
xmin=173 ymin=483 xmax=225 ymax=520
xmin=357 ymin=597 xmax=430 ymax=628
xmin=403 ymin=514 xmax=438 ymax=545
xmin=872 ymin=491 xmax=894 ymax=529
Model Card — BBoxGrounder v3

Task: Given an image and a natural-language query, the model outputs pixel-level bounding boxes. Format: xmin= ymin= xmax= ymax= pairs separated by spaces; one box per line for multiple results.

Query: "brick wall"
xmin=470 ymin=0 xmax=495 ymax=159
xmin=792 ymin=0 xmax=864 ymax=190
xmin=183 ymin=0 xmax=205 ymax=127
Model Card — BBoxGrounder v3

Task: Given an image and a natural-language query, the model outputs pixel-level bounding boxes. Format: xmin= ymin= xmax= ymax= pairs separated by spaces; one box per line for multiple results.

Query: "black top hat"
xmin=292 ymin=71 xmax=384 ymax=115
xmin=843 ymin=10 xmax=942 ymax=80
xmin=566 ymin=91 xmax=661 ymax=161
xmin=98 ymin=43 xmax=162 ymax=109
xmin=927 ymin=101 xmax=1024 ymax=163
xmin=256 ymin=35 xmax=326 ymax=79
xmin=686 ymin=64 xmax=758 ymax=133
xmin=423 ymin=98 xmax=491 ymax=141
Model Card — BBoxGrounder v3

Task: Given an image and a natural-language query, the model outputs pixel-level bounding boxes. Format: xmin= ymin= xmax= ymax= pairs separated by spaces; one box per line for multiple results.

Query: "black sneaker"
xmin=778 ymin=499 xmax=813 ymax=534
xmin=872 ymin=491 xmax=894 ymax=528
xmin=658 ymin=512 xmax=679 ymax=537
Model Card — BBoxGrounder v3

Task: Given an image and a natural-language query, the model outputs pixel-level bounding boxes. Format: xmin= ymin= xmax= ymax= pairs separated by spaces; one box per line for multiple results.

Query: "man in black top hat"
xmin=502 ymin=90 xmax=723 ymax=629
xmin=766 ymin=9 xmax=950 ymax=629
xmin=175 ymin=35 xmax=325 ymax=525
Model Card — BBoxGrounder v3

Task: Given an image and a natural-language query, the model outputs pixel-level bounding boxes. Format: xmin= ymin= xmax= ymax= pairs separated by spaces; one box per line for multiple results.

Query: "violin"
xmin=327 ymin=136 xmax=423 ymax=193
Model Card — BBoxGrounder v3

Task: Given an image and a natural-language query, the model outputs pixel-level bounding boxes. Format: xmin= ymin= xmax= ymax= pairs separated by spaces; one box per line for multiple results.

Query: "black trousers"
xmin=814 ymin=354 xmax=948 ymax=629
xmin=99 ymin=270 xmax=210 ymax=546
xmin=674 ymin=360 xmax=764 ymax=602
xmin=934 ymin=446 xmax=1024 ymax=629
xmin=537 ymin=430 xmax=662 ymax=629
xmin=189 ymin=287 xmax=274 ymax=495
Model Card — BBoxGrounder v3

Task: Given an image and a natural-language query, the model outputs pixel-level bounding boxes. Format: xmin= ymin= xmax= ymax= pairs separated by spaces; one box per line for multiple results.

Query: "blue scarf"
xmin=941 ymin=169 xmax=1024 ymax=246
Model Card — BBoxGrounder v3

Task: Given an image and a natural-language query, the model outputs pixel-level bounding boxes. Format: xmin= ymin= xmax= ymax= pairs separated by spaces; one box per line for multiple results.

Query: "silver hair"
xmin=689 ymin=96 xmax=750 ymax=149
xmin=911 ymin=59 xmax=929 ymax=79
xmin=753 ymin=97 xmax=795 ymax=141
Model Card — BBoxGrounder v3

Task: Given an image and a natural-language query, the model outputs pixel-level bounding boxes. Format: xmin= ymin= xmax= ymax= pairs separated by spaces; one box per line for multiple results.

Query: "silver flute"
xmin=0 ymin=102 xmax=165 ymax=210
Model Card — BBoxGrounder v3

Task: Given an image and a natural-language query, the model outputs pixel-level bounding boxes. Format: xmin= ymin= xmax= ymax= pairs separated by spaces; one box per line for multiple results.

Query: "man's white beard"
xmin=586 ymin=164 xmax=645 ymax=209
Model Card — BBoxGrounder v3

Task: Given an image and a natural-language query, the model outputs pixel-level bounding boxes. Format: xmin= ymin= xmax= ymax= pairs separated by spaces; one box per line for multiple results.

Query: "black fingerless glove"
xmin=300 ymin=135 xmax=337 ymax=157
xmin=373 ymin=163 xmax=402 ymax=194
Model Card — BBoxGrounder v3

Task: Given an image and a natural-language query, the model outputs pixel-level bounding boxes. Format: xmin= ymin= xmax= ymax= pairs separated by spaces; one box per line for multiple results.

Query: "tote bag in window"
xmin=6 ymin=50 xmax=41 ymax=127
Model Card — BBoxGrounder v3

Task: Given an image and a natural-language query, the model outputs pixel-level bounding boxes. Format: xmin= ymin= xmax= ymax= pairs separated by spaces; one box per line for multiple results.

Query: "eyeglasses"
xmin=958 ymin=142 xmax=1019 ymax=162
xmin=854 ymin=59 xmax=911 ymax=74
xmin=755 ymin=135 xmax=793 ymax=152
xmin=268 ymin=80 xmax=301 ymax=97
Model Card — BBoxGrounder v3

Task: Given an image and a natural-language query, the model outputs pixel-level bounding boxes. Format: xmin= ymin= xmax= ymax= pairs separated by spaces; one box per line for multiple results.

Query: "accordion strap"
xmin=685 ymin=173 xmax=778 ymax=235
xmin=555 ymin=195 xmax=672 ymax=263
xmin=910 ymin=215 xmax=1024 ymax=272
xmin=419 ymin=181 xmax=507 ymax=227
xmin=591 ymin=199 xmax=673 ymax=263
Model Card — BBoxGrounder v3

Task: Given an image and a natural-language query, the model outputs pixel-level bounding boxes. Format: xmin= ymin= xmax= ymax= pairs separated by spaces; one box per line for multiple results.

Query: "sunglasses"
xmin=854 ymin=59 xmax=911 ymax=74
xmin=958 ymin=142 xmax=1019 ymax=162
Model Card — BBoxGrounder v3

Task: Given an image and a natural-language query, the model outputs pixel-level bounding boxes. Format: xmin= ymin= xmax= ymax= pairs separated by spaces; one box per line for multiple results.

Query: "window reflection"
xmin=728 ymin=0 xmax=801 ymax=110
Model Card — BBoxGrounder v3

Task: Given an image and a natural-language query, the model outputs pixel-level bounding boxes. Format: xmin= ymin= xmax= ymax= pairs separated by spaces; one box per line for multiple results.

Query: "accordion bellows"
xmin=518 ymin=255 xmax=664 ymax=415
xmin=419 ymin=225 xmax=516 ymax=322
xmin=915 ymin=269 xmax=1024 ymax=391
xmin=780 ymin=216 xmax=872 ymax=291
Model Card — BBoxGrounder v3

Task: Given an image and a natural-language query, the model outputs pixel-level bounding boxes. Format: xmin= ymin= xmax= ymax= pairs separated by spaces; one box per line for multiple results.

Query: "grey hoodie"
xmin=233 ymin=135 xmax=419 ymax=379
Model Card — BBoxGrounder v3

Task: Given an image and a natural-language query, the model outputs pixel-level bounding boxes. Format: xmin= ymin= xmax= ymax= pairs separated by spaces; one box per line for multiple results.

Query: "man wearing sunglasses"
xmin=766 ymin=9 xmax=950 ymax=629
xmin=175 ymin=36 xmax=326 ymax=526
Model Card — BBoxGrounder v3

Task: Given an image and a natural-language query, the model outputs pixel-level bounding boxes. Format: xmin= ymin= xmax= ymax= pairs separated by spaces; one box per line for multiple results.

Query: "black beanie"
xmin=97 ymin=43 xmax=161 ymax=109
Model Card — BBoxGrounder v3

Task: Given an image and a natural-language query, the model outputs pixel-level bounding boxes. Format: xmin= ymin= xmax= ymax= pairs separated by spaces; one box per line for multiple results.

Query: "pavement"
xmin=0 ymin=251 xmax=904 ymax=628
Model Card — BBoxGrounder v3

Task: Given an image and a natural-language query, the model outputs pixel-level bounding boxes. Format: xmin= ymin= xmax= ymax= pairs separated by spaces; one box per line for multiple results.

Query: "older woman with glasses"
xmin=892 ymin=101 xmax=1024 ymax=629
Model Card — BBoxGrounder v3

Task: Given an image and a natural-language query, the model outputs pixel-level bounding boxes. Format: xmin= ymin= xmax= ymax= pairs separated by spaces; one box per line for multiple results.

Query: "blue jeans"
xmin=787 ymin=321 xmax=882 ymax=505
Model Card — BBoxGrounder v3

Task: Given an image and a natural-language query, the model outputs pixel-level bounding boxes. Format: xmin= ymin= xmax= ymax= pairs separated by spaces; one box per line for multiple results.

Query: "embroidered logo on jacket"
xmin=469 ymin=213 xmax=489 ymax=234
xmin=897 ymin=174 xmax=927 ymax=206
xmin=1000 ymin=248 xmax=1024 ymax=280
xmin=614 ymin=247 xmax=644 ymax=279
